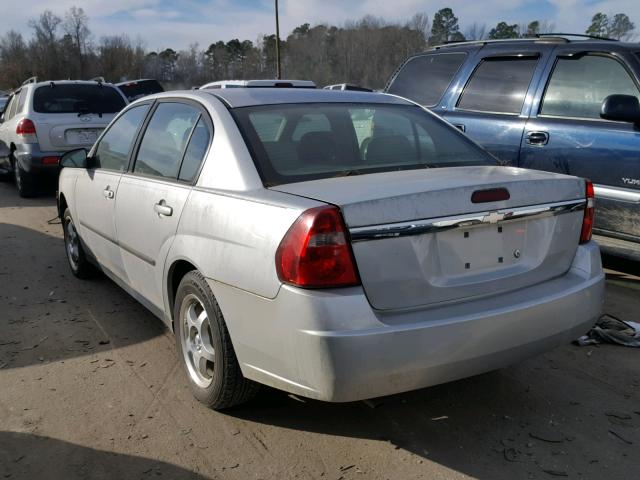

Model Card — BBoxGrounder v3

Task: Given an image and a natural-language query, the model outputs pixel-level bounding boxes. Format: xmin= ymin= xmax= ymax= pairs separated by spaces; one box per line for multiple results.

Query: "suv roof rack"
xmin=435 ymin=32 xmax=618 ymax=50
xmin=537 ymin=32 xmax=618 ymax=41
xmin=21 ymin=76 xmax=38 ymax=86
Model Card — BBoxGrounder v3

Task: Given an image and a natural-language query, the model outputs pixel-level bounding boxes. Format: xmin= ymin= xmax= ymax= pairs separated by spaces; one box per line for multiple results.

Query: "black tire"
xmin=174 ymin=270 xmax=259 ymax=409
xmin=13 ymin=157 xmax=36 ymax=198
xmin=62 ymin=208 xmax=95 ymax=279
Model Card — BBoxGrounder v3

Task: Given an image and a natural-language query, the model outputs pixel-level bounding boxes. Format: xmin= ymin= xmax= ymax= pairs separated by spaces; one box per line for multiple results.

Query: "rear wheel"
xmin=63 ymin=208 xmax=95 ymax=279
xmin=174 ymin=270 xmax=259 ymax=409
xmin=13 ymin=157 xmax=36 ymax=198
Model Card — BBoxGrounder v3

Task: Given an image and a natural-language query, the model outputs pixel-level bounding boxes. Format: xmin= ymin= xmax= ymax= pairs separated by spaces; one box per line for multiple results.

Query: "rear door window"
xmin=3 ymin=95 xmax=16 ymax=119
xmin=387 ymin=53 xmax=466 ymax=107
xmin=178 ymin=118 xmax=211 ymax=182
xmin=33 ymin=84 xmax=126 ymax=114
xmin=134 ymin=102 xmax=200 ymax=179
xmin=540 ymin=54 xmax=640 ymax=119
xmin=457 ymin=57 xmax=538 ymax=114
xmin=93 ymin=104 xmax=150 ymax=171
xmin=16 ymin=89 xmax=27 ymax=113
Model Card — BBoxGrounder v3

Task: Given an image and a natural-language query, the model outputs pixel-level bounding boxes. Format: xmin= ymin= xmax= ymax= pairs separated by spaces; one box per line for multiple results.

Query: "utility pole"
xmin=275 ymin=0 xmax=281 ymax=79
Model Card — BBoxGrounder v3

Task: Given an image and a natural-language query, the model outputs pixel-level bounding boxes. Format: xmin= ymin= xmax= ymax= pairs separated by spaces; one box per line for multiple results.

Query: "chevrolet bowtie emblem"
xmin=483 ymin=211 xmax=505 ymax=224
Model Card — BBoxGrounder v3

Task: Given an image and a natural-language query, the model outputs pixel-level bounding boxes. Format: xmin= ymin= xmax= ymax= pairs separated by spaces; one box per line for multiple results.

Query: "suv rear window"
xmin=387 ymin=53 xmax=466 ymax=107
xmin=457 ymin=57 xmax=538 ymax=114
xmin=233 ymin=103 xmax=496 ymax=186
xmin=33 ymin=84 xmax=126 ymax=114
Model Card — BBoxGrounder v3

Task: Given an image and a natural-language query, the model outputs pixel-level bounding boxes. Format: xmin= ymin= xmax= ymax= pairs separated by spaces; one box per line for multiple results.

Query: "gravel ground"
xmin=1 ymin=180 xmax=639 ymax=480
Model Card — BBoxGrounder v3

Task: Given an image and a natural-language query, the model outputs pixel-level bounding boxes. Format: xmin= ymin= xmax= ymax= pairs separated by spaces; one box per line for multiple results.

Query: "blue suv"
xmin=386 ymin=34 xmax=640 ymax=260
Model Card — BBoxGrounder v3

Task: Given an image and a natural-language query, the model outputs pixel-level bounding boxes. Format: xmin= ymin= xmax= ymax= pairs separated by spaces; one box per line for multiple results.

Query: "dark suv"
xmin=386 ymin=35 xmax=640 ymax=260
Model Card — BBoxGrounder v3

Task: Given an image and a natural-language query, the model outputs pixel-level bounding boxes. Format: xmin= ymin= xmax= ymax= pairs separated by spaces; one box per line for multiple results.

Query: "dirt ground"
xmin=1 ymin=180 xmax=639 ymax=480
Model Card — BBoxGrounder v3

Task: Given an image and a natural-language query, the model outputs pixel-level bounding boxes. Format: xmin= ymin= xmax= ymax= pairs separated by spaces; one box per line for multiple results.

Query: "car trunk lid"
xmin=32 ymin=112 xmax=113 ymax=151
xmin=271 ymin=166 xmax=587 ymax=310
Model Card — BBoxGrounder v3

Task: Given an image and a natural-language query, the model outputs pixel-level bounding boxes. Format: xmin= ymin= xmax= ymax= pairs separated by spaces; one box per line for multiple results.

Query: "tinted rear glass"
xmin=117 ymin=80 xmax=164 ymax=101
xmin=233 ymin=103 xmax=496 ymax=186
xmin=0 ymin=97 xmax=7 ymax=112
xmin=457 ymin=57 xmax=538 ymax=114
xmin=387 ymin=53 xmax=466 ymax=106
xmin=33 ymin=84 xmax=126 ymax=114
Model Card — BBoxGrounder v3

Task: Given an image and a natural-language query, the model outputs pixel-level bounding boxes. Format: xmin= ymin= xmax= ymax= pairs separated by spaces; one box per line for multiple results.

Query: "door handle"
xmin=103 ymin=188 xmax=114 ymax=199
xmin=525 ymin=131 xmax=549 ymax=146
xmin=154 ymin=200 xmax=173 ymax=217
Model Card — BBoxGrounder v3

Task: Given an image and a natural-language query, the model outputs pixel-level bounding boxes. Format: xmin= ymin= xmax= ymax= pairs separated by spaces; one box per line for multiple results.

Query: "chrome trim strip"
xmin=79 ymin=220 xmax=118 ymax=245
xmin=594 ymin=184 xmax=640 ymax=204
xmin=79 ymin=220 xmax=156 ymax=266
xmin=350 ymin=199 xmax=586 ymax=242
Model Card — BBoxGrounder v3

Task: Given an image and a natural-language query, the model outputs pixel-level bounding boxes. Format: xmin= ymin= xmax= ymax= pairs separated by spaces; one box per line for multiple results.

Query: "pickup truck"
xmin=386 ymin=35 xmax=640 ymax=260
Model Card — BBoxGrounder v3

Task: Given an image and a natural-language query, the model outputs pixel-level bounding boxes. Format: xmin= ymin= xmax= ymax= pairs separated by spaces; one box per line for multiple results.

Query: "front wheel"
xmin=174 ymin=270 xmax=259 ymax=409
xmin=63 ymin=208 xmax=95 ymax=279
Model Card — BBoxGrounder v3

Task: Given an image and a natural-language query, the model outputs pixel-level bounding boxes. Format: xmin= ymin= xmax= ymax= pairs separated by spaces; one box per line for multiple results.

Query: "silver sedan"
xmin=57 ymin=88 xmax=604 ymax=409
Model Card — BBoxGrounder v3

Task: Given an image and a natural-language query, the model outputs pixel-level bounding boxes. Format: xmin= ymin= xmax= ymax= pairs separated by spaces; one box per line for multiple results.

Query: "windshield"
xmin=232 ymin=103 xmax=496 ymax=186
xmin=117 ymin=80 xmax=164 ymax=101
xmin=33 ymin=84 xmax=126 ymax=114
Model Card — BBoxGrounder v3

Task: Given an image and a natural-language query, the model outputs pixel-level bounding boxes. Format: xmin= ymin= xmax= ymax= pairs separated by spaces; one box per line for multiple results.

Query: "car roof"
xmin=418 ymin=37 xmax=640 ymax=54
xmin=195 ymin=88 xmax=409 ymax=108
xmin=28 ymin=80 xmax=119 ymax=88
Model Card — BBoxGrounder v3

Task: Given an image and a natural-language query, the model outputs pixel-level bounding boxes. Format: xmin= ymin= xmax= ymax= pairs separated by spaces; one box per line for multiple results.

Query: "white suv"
xmin=0 ymin=78 xmax=127 ymax=197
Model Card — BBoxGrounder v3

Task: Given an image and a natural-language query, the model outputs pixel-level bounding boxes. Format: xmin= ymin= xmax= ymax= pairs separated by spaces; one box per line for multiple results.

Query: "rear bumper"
xmin=209 ymin=241 xmax=605 ymax=402
xmin=14 ymin=144 xmax=64 ymax=174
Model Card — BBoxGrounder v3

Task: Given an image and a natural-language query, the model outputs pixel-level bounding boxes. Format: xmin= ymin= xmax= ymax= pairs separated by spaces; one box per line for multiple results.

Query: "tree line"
xmin=0 ymin=7 xmax=636 ymax=91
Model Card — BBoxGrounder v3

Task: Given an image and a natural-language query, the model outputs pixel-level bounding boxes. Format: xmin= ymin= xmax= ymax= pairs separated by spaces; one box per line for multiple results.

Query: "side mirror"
xmin=600 ymin=94 xmax=640 ymax=123
xmin=60 ymin=148 xmax=88 ymax=168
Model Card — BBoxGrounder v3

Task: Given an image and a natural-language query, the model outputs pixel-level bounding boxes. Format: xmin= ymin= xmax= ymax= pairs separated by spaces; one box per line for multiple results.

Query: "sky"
xmin=2 ymin=0 xmax=639 ymax=51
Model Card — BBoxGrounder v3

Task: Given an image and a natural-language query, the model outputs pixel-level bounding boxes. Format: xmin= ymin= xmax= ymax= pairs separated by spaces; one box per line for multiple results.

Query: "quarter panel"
xmin=168 ymin=188 xmax=321 ymax=300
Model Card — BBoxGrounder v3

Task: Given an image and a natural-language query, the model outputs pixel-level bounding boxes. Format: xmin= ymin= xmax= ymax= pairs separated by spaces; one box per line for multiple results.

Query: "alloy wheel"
xmin=179 ymin=294 xmax=216 ymax=388
xmin=65 ymin=217 xmax=80 ymax=270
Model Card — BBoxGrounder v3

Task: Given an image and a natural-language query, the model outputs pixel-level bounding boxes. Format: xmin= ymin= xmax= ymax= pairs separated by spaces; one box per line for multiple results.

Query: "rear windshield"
xmin=386 ymin=53 xmax=467 ymax=107
xmin=232 ymin=103 xmax=496 ymax=186
xmin=33 ymin=84 xmax=126 ymax=114
xmin=117 ymin=80 xmax=164 ymax=101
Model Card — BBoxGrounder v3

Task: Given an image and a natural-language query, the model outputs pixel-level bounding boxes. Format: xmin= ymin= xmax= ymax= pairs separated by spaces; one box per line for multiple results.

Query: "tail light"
xmin=276 ymin=205 xmax=360 ymax=288
xmin=16 ymin=119 xmax=38 ymax=143
xmin=580 ymin=179 xmax=595 ymax=244
xmin=42 ymin=156 xmax=60 ymax=165
xmin=16 ymin=119 xmax=36 ymax=135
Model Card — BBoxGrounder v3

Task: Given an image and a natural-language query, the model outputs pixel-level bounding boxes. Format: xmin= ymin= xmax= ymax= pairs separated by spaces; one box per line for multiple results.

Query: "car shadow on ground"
xmin=0 ymin=222 xmax=167 ymax=370
xmin=602 ymin=254 xmax=640 ymax=279
xmin=0 ymin=431 xmax=207 ymax=479
xmin=0 ymin=178 xmax=58 ymax=208
xmin=226 ymin=352 xmax=637 ymax=479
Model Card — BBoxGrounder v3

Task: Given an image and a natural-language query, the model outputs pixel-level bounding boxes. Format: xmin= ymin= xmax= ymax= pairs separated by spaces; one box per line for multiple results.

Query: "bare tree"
xmin=0 ymin=31 xmax=31 ymax=87
xmin=63 ymin=6 xmax=90 ymax=78
xmin=465 ymin=23 xmax=486 ymax=40
xmin=28 ymin=10 xmax=62 ymax=79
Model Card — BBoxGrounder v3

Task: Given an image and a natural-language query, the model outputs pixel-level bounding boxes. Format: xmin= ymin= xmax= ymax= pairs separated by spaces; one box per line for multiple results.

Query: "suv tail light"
xmin=580 ymin=179 xmax=595 ymax=244
xmin=276 ymin=205 xmax=360 ymax=288
xmin=16 ymin=118 xmax=36 ymax=136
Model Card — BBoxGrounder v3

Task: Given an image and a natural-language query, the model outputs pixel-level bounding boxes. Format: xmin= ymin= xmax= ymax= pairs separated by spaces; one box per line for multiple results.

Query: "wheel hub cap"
xmin=180 ymin=294 xmax=215 ymax=388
